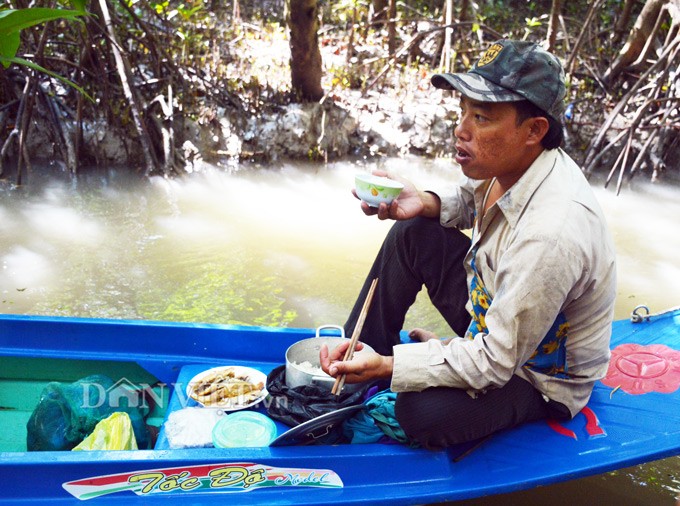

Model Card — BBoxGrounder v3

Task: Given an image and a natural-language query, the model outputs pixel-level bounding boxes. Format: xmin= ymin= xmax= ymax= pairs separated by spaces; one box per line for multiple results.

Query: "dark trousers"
xmin=344 ymin=216 xmax=471 ymax=355
xmin=344 ymin=217 xmax=570 ymax=449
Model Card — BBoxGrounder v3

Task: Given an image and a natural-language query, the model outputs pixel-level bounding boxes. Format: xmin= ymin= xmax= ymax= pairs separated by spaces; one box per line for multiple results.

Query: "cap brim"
xmin=431 ymin=73 xmax=525 ymax=103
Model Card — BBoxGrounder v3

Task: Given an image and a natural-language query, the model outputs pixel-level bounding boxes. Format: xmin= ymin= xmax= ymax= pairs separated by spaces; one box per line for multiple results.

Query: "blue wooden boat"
xmin=1 ymin=307 xmax=679 ymax=504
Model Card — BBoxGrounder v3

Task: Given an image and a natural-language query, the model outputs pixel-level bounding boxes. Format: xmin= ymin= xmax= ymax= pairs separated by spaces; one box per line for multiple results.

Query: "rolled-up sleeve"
xmin=391 ymin=340 xmax=512 ymax=392
xmin=430 ymin=177 xmax=478 ymax=230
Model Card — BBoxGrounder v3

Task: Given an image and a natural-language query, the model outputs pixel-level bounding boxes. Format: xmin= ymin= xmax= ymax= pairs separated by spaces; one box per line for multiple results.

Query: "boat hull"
xmin=1 ymin=311 xmax=679 ymax=504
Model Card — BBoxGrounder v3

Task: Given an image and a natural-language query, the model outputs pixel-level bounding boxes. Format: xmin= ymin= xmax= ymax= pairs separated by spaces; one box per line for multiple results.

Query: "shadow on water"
xmin=1 ymin=159 xmax=679 ymax=504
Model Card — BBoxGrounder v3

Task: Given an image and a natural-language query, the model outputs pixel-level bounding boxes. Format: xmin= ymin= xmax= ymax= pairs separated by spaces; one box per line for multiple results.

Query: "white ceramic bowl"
xmin=355 ymin=173 xmax=404 ymax=207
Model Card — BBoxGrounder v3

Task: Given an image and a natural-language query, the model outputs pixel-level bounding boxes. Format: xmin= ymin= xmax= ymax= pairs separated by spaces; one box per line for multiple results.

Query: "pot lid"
xmin=269 ymin=404 xmax=365 ymax=447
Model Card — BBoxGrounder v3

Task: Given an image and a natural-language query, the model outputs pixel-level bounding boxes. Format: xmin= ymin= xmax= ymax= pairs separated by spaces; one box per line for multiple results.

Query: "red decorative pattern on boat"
xmin=546 ymin=407 xmax=605 ymax=440
xmin=547 ymin=419 xmax=576 ymax=439
xmin=602 ymin=343 xmax=680 ymax=395
xmin=581 ymin=407 xmax=605 ymax=437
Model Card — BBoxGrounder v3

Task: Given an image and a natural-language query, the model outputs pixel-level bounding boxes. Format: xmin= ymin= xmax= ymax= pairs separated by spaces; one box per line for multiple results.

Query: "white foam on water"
xmin=1 ymin=246 xmax=54 ymax=289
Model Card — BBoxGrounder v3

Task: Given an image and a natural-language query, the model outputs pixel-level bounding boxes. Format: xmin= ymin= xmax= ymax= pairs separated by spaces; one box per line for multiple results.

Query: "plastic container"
xmin=212 ymin=411 xmax=277 ymax=448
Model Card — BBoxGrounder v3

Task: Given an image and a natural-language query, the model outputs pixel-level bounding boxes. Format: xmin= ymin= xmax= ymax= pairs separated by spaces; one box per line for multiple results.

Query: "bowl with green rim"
xmin=355 ymin=173 xmax=404 ymax=208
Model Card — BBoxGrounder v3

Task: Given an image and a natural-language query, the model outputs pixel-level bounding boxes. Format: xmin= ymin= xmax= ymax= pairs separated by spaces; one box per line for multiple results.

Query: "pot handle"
xmin=315 ymin=325 xmax=345 ymax=339
xmin=311 ymin=375 xmax=336 ymax=387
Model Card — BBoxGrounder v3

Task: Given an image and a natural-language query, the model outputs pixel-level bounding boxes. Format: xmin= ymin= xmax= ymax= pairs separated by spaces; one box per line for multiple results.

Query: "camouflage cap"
xmin=431 ymin=39 xmax=566 ymax=121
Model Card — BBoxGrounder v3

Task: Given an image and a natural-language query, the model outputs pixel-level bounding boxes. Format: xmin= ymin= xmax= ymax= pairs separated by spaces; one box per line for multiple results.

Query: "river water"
xmin=1 ymin=158 xmax=679 ymax=504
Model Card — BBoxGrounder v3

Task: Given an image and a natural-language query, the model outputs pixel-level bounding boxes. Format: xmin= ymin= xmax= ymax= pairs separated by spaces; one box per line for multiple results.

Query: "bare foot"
xmin=408 ymin=328 xmax=439 ymax=342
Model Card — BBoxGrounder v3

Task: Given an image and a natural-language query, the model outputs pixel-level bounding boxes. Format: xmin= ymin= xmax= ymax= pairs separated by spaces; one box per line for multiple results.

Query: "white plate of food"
xmin=186 ymin=366 xmax=268 ymax=411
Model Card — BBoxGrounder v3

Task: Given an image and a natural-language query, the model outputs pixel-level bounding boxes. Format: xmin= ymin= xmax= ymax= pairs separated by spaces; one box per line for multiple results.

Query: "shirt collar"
xmin=494 ymin=149 xmax=558 ymax=228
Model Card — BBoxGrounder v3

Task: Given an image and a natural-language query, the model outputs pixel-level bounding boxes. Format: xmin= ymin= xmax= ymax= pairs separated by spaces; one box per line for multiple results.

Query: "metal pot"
xmin=284 ymin=325 xmax=375 ymax=393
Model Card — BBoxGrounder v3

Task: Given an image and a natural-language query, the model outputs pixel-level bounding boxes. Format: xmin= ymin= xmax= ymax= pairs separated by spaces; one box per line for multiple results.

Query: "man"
xmin=320 ymin=39 xmax=617 ymax=450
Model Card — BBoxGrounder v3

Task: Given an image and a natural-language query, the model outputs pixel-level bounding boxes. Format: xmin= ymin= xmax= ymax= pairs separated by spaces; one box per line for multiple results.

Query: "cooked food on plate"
xmin=189 ymin=367 xmax=265 ymax=406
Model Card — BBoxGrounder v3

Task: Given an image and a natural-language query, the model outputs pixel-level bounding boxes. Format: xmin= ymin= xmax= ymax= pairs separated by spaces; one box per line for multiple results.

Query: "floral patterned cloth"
xmin=465 ymin=241 xmax=570 ymax=379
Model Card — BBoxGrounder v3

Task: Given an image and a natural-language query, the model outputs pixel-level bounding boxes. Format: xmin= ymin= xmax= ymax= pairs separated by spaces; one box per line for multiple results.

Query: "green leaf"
xmin=0 ymin=31 xmax=20 ymax=62
xmin=0 ymin=55 xmax=94 ymax=102
xmin=68 ymin=0 xmax=89 ymax=11
xmin=0 ymin=8 xmax=87 ymax=36
xmin=524 ymin=17 xmax=542 ymax=28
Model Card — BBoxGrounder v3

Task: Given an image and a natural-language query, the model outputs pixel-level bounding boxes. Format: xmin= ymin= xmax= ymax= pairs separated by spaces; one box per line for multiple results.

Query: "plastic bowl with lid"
xmin=211 ymin=411 xmax=278 ymax=448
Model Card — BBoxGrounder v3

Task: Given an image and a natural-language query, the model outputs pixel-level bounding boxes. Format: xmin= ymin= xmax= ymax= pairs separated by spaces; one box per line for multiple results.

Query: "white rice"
xmin=293 ymin=360 xmax=330 ymax=377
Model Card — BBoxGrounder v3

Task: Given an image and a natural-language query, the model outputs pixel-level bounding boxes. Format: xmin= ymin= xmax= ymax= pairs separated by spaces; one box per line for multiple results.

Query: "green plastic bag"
xmin=73 ymin=412 xmax=138 ymax=451
xmin=26 ymin=374 xmax=150 ymax=451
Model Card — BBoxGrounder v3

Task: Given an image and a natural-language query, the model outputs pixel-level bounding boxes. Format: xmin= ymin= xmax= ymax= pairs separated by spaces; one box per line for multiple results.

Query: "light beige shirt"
xmin=391 ymin=148 xmax=617 ymax=416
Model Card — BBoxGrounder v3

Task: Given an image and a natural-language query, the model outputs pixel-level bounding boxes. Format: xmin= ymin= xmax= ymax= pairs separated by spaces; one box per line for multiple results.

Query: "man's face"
xmin=454 ymin=96 xmax=537 ymax=186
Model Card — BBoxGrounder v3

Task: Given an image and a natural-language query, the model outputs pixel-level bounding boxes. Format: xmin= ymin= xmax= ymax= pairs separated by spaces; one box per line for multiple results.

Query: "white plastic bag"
xmin=164 ymin=407 xmax=224 ymax=449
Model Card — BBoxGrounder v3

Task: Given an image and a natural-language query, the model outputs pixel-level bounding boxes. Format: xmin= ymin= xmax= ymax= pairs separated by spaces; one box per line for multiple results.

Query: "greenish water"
xmin=1 ymin=158 xmax=679 ymax=504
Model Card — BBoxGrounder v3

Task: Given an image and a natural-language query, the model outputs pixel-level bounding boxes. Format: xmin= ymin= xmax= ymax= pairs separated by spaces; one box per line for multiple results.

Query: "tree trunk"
xmin=546 ymin=0 xmax=562 ymax=52
xmin=0 ymin=67 xmax=11 ymax=112
xmin=233 ymin=0 xmax=241 ymax=26
xmin=613 ymin=0 xmax=639 ymax=43
xmin=603 ymin=0 xmax=674 ymax=86
xmin=372 ymin=0 xmax=388 ymax=26
xmin=287 ymin=0 xmax=324 ymax=101
xmin=460 ymin=0 xmax=470 ymax=22
xmin=97 ymin=0 xmax=159 ymax=175
xmin=387 ymin=0 xmax=397 ymax=56
xmin=565 ymin=0 xmax=605 ymax=76
xmin=439 ymin=0 xmax=453 ymax=72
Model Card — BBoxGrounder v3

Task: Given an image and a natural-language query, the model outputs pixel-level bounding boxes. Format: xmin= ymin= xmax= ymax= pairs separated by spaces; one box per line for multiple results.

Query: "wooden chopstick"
xmin=331 ymin=278 xmax=378 ymax=395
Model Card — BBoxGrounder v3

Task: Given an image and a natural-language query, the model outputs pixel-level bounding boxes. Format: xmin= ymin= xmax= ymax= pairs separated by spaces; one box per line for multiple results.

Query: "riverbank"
xmin=7 ymin=22 xmax=678 ymax=186
xmin=57 ymin=29 xmax=464 ymax=170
